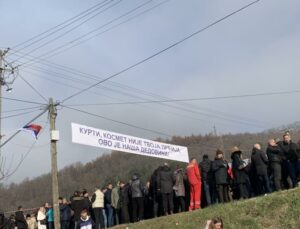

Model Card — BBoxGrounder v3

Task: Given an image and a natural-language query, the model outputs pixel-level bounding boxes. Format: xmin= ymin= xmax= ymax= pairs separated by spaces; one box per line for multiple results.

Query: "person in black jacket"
xmin=70 ymin=191 xmax=91 ymax=229
xmin=278 ymin=134 xmax=300 ymax=188
xmin=199 ymin=154 xmax=213 ymax=206
xmin=267 ymin=139 xmax=283 ymax=191
xmin=157 ymin=163 xmax=174 ymax=216
xmin=251 ymin=144 xmax=272 ymax=195
xmin=0 ymin=212 xmax=11 ymax=229
xmin=119 ymin=181 xmax=130 ymax=224
xmin=149 ymin=167 xmax=162 ymax=218
xmin=231 ymin=147 xmax=250 ymax=199
xmin=212 ymin=150 xmax=229 ymax=203
xmin=104 ymin=184 xmax=114 ymax=227
xmin=15 ymin=206 xmax=28 ymax=229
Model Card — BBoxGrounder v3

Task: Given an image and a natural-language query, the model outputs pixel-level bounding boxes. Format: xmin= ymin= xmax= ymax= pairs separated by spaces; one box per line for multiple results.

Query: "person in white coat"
xmin=37 ymin=207 xmax=47 ymax=229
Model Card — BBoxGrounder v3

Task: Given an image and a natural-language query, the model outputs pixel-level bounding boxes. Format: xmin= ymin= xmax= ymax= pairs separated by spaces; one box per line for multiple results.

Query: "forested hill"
xmin=1 ymin=129 xmax=299 ymax=212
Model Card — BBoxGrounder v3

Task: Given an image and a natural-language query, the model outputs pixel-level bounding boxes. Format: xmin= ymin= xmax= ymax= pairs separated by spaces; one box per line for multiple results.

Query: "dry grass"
xmin=114 ymin=188 xmax=300 ymax=229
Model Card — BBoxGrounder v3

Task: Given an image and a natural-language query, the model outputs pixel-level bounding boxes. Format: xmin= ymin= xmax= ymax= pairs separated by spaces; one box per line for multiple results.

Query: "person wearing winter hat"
xmin=231 ymin=146 xmax=250 ymax=199
xmin=130 ymin=174 xmax=145 ymax=222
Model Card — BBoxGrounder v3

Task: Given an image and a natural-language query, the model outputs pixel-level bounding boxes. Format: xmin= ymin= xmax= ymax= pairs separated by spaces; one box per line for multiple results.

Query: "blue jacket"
xmin=60 ymin=204 xmax=71 ymax=221
xmin=46 ymin=208 xmax=54 ymax=222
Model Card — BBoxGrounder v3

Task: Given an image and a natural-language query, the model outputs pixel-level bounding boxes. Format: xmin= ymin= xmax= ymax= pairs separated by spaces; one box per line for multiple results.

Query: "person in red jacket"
xmin=186 ymin=158 xmax=202 ymax=211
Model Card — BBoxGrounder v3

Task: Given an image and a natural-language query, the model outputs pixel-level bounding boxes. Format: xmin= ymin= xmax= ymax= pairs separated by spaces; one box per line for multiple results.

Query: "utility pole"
xmin=0 ymin=48 xmax=17 ymax=148
xmin=0 ymin=50 xmax=3 ymax=152
xmin=49 ymin=98 xmax=60 ymax=229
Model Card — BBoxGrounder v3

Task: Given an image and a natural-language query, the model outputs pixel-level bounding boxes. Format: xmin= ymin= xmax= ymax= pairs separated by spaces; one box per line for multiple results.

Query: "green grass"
xmin=114 ymin=188 xmax=300 ymax=229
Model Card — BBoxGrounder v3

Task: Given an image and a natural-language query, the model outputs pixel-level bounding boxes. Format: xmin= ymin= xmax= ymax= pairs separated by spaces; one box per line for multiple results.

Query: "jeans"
xmin=203 ymin=181 xmax=212 ymax=206
xmin=105 ymin=204 xmax=114 ymax=227
xmin=93 ymin=208 xmax=105 ymax=229
xmin=287 ymin=160 xmax=300 ymax=188
xmin=48 ymin=222 xmax=54 ymax=229
xmin=257 ymin=174 xmax=272 ymax=194
xmin=102 ymin=208 xmax=107 ymax=228
xmin=60 ymin=221 xmax=69 ymax=229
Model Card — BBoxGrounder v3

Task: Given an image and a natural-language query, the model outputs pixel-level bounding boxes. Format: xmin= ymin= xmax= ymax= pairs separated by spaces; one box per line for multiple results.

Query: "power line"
xmin=4 ymin=4 xmax=262 ymax=126
xmin=11 ymin=0 xmax=123 ymax=64
xmin=1 ymin=108 xmax=44 ymax=120
xmin=7 ymin=0 xmax=169 ymax=71
xmin=61 ymin=0 xmax=261 ymax=103
xmin=64 ymin=90 xmax=300 ymax=105
xmin=0 ymin=96 xmax=47 ymax=105
xmin=21 ymin=68 xmax=250 ymax=129
xmin=19 ymin=74 xmax=48 ymax=103
xmin=18 ymin=0 xmax=168 ymax=65
xmin=13 ymin=53 xmax=267 ymax=126
xmin=39 ymin=0 xmax=170 ymax=60
xmin=10 ymin=0 xmax=111 ymax=51
xmin=2 ymin=106 xmax=44 ymax=114
xmin=61 ymin=105 xmax=172 ymax=137
xmin=22 ymin=67 xmax=266 ymax=128
xmin=6 ymin=51 xmax=266 ymax=126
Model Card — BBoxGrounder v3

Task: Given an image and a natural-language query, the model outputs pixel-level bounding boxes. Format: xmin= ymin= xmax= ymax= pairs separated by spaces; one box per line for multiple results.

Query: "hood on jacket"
xmin=72 ymin=196 xmax=84 ymax=201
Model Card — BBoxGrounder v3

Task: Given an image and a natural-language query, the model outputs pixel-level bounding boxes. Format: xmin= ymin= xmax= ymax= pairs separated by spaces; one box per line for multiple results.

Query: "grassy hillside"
xmin=115 ymin=188 xmax=300 ymax=229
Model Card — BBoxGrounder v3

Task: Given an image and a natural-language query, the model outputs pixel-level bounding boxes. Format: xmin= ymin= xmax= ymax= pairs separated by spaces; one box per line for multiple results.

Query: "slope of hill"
xmin=1 ymin=130 xmax=299 ymax=212
xmin=115 ymin=188 xmax=300 ymax=229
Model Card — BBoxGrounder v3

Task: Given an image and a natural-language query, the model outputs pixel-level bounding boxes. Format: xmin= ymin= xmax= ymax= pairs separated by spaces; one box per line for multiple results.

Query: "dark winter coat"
xmin=231 ymin=151 xmax=249 ymax=184
xmin=266 ymin=145 xmax=282 ymax=163
xmin=59 ymin=204 xmax=71 ymax=222
xmin=70 ymin=197 xmax=91 ymax=221
xmin=199 ymin=159 xmax=213 ymax=182
xmin=130 ymin=177 xmax=144 ymax=198
xmin=120 ymin=183 xmax=130 ymax=207
xmin=157 ymin=165 xmax=174 ymax=194
xmin=212 ymin=158 xmax=229 ymax=185
xmin=149 ymin=168 xmax=160 ymax=198
xmin=278 ymin=141 xmax=299 ymax=162
xmin=0 ymin=213 xmax=12 ymax=229
xmin=15 ymin=211 xmax=27 ymax=229
xmin=104 ymin=189 xmax=112 ymax=205
xmin=251 ymin=148 xmax=268 ymax=176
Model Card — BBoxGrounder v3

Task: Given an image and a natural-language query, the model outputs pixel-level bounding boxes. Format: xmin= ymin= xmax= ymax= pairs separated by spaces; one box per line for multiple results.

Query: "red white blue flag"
xmin=21 ymin=124 xmax=42 ymax=139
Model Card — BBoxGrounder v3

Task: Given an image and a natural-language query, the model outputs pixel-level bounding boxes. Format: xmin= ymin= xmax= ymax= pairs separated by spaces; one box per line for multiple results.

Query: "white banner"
xmin=71 ymin=123 xmax=189 ymax=163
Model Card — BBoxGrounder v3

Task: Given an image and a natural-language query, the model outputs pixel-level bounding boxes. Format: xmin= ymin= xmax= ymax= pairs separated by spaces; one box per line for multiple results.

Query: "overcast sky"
xmin=0 ymin=0 xmax=300 ymax=183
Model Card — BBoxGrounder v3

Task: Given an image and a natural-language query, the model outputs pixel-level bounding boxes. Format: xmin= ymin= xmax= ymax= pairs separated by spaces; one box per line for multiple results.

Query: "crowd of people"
xmin=1 ymin=132 xmax=300 ymax=229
